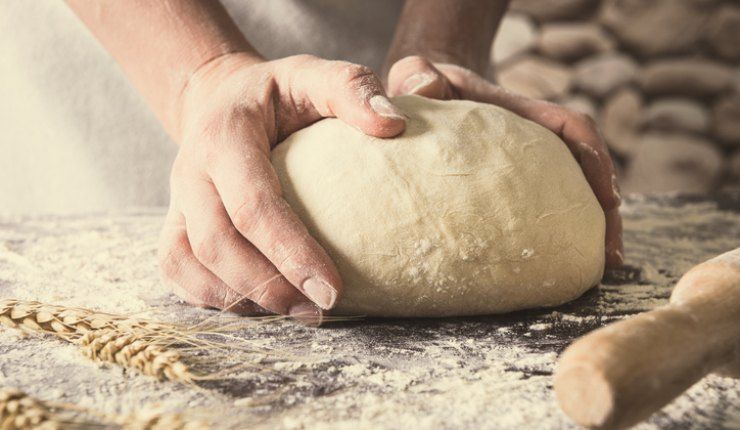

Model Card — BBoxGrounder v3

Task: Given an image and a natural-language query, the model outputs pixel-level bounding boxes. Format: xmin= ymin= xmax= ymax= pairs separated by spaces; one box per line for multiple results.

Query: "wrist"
xmin=385 ymin=46 xmax=483 ymax=78
xmin=171 ymin=51 xmax=264 ymax=141
xmin=383 ymin=0 xmax=508 ymax=79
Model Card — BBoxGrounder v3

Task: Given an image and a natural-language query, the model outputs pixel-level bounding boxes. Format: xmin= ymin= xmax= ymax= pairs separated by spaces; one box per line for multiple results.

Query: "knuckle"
xmin=337 ymin=62 xmax=378 ymax=88
xmin=192 ymin=230 xmax=229 ymax=266
xmin=575 ymin=111 xmax=598 ymax=129
xmin=211 ymin=286 xmax=233 ymax=310
xmin=279 ymin=55 xmax=320 ymax=80
xmin=231 ymin=187 xmax=276 ymax=235
xmin=158 ymin=248 xmax=181 ymax=280
xmin=249 ymin=283 xmax=272 ymax=304
xmin=222 ymin=289 xmax=246 ymax=310
xmin=275 ymin=243 xmax=304 ymax=274
xmin=171 ymin=285 xmax=201 ymax=307
xmin=347 ymin=63 xmax=375 ymax=77
xmin=289 ymin=54 xmax=319 ymax=65
xmin=244 ymin=282 xmax=279 ymax=309
xmin=400 ymin=55 xmax=434 ymax=70
xmin=157 ymin=230 xmax=187 ymax=280
xmin=191 ymin=285 xmax=223 ymax=309
xmin=177 ymin=279 xmax=222 ymax=307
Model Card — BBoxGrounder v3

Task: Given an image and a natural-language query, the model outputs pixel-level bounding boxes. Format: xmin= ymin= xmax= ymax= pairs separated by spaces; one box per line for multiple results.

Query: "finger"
xmin=552 ymin=122 xmax=623 ymax=270
xmin=605 ymin=207 xmax=624 ymax=269
xmin=558 ymin=116 xmax=621 ymax=211
xmin=157 ymin=209 xmax=258 ymax=315
xmin=177 ymin=173 xmax=324 ymax=324
xmin=552 ymin=123 xmax=623 ymax=269
xmin=170 ymin=283 xmax=265 ymax=316
xmin=523 ymin=109 xmax=623 ymax=263
xmin=207 ymin=136 xmax=343 ymax=312
xmin=387 ymin=56 xmax=457 ymax=99
xmin=277 ymin=55 xmax=406 ymax=138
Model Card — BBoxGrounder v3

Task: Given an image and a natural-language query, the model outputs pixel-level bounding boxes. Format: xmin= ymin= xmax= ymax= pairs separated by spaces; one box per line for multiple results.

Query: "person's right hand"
xmin=157 ymin=53 xmax=406 ymax=324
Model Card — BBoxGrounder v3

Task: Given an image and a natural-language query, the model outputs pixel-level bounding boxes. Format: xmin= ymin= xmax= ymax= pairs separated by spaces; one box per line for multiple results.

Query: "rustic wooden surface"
xmin=0 ymin=192 xmax=738 ymax=429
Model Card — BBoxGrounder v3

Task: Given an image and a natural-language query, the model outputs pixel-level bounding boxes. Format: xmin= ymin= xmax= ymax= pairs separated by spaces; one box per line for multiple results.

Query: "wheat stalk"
xmin=0 ymin=299 xmax=176 ymax=339
xmin=1 ymin=298 xmax=304 ymax=385
xmin=1 ymin=300 xmax=195 ymax=383
xmin=0 ymin=388 xmax=60 ymax=430
xmin=79 ymin=329 xmax=193 ymax=383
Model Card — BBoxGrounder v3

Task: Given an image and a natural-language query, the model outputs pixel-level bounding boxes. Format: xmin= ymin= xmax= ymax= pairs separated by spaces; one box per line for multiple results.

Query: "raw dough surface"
xmin=272 ymin=96 xmax=605 ymax=317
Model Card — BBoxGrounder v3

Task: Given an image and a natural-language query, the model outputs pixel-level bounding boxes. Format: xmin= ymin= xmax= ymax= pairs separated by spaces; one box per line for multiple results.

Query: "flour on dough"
xmin=271 ymin=95 xmax=605 ymax=317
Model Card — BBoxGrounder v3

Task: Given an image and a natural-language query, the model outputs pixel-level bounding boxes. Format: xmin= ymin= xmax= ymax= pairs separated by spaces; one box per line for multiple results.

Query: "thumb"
xmin=387 ymin=56 xmax=456 ymax=99
xmin=280 ymin=55 xmax=406 ymax=138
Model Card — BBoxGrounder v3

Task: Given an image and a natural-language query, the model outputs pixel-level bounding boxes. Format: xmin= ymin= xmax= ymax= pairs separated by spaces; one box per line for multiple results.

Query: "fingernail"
xmin=369 ymin=95 xmax=405 ymax=120
xmin=289 ymin=302 xmax=323 ymax=326
xmin=401 ymin=73 xmax=436 ymax=95
xmin=302 ymin=277 xmax=337 ymax=310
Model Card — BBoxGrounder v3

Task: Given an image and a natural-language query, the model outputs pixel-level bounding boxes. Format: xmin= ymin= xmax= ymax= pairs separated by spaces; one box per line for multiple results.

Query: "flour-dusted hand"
xmin=386 ymin=56 xmax=623 ymax=268
xmin=158 ymin=53 xmax=405 ymax=323
xmin=65 ymin=1 xmax=405 ymax=323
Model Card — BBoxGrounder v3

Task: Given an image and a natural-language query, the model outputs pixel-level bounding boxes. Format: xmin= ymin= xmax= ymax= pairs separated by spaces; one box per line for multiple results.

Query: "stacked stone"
xmin=492 ymin=0 xmax=740 ymax=194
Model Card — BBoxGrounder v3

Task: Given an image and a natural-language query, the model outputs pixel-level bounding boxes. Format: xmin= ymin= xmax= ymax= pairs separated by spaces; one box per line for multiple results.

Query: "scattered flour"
xmin=0 ymin=195 xmax=738 ymax=429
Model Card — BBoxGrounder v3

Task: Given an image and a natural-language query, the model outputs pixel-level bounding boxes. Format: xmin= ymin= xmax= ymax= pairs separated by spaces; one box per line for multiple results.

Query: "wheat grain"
xmin=0 ymin=299 xmax=83 ymax=337
xmin=0 ymin=299 xmax=296 ymax=386
xmin=1 ymin=299 xmax=214 ymax=383
xmin=0 ymin=388 xmax=59 ymax=430
xmin=79 ymin=329 xmax=193 ymax=382
xmin=0 ymin=299 xmax=175 ymax=339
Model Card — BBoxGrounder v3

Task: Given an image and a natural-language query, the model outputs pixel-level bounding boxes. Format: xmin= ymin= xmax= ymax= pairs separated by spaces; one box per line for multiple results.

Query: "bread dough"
xmin=272 ymin=96 xmax=605 ymax=317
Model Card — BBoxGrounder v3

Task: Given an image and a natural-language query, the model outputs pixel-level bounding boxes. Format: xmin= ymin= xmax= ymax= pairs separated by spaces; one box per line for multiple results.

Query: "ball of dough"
xmin=272 ymin=96 xmax=605 ymax=317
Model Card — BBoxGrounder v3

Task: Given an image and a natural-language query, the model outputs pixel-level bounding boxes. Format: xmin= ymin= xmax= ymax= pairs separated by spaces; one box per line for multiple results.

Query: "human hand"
xmin=158 ymin=53 xmax=406 ymax=324
xmin=387 ymin=56 xmax=623 ymax=268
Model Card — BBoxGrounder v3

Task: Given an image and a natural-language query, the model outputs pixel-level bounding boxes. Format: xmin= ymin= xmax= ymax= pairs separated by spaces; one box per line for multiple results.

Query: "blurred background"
xmin=0 ymin=0 xmax=738 ymax=214
xmin=494 ymin=0 xmax=740 ymax=194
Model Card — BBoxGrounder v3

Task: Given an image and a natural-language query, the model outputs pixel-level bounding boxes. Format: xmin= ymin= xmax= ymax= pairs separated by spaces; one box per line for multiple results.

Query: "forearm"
xmin=66 ymin=0 xmax=262 ymax=139
xmin=384 ymin=0 xmax=509 ymax=76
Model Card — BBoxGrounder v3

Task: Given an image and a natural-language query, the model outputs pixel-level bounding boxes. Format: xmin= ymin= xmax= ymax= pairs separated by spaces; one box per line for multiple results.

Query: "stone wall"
xmin=491 ymin=0 xmax=740 ymax=194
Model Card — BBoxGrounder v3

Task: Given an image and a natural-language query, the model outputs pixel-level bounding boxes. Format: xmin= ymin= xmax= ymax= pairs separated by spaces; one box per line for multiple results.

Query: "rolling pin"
xmin=554 ymin=248 xmax=740 ymax=430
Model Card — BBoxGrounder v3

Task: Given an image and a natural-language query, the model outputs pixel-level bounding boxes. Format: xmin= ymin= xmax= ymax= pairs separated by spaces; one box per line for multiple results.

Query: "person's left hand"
xmin=387 ymin=56 xmax=623 ymax=269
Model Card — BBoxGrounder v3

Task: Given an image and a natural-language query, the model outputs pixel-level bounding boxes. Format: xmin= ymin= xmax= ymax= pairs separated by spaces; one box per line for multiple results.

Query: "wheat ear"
xmin=0 ymin=299 xmax=176 ymax=339
xmin=79 ymin=329 xmax=193 ymax=383
xmin=0 ymin=388 xmax=60 ymax=430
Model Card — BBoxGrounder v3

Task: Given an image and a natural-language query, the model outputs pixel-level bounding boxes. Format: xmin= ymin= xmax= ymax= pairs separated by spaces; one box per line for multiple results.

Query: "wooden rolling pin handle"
xmin=554 ymin=248 xmax=740 ymax=430
xmin=671 ymin=248 xmax=740 ymax=378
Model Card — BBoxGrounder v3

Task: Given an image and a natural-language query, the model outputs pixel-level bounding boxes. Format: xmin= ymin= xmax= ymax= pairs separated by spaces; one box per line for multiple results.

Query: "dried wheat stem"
xmin=0 ymin=299 xmax=175 ymax=339
xmin=79 ymin=329 xmax=193 ymax=383
xmin=0 ymin=388 xmax=60 ymax=430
